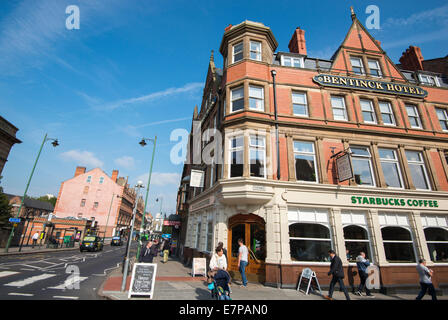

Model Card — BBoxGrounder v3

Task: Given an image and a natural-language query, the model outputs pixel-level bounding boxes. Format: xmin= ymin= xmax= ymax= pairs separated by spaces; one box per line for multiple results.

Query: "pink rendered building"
xmin=53 ymin=167 xmax=145 ymax=238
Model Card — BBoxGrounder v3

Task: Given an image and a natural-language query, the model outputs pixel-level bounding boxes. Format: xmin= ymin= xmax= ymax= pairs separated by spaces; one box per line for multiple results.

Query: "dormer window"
xmin=419 ymin=74 xmax=440 ymax=87
xmin=367 ymin=59 xmax=382 ymax=77
xmin=350 ymin=57 xmax=365 ymax=75
xmin=250 ymin=41 xmax=261 ymax=61
xmin=281 ymin=56 xmax=304 ymax=68
xmin=233 ymin=42 xmax=243 ymax=63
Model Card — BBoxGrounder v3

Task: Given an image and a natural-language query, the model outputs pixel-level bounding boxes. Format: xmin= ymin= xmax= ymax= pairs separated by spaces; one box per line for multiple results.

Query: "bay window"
xmin=233 ymin=42 xmax=243 ymax=63
xmin=231 ymin=86 xmax=244 ymax=112
xmin=249 ymin=135 xmax=266 ymax=178
xmin=229 ymin=136 xmax=244 ymax=178
xmin=250 ymin=41 xmax=261 ymax=61
xmin=249 ymin=85 xmax=264 ymax=111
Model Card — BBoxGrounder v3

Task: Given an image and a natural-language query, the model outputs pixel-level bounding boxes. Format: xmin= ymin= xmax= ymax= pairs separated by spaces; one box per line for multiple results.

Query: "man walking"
xmin=416 ymin=259 xmax=437 ymax=301
xmin=139 ymin=241 xmax=157 ymax=263
xmin=237 ymin=238 xmax=249 ymax=288
xmin=32 ymin=231 xmax=39 ymax=248
xmin=324 ymin=250 xmax=351 ymax=300
xmin=355 ymin=252 xmax=374 ymax=297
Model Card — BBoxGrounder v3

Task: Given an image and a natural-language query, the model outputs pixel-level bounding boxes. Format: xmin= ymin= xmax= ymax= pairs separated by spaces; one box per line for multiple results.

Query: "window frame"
xmin=293 ymin=141 xmax=319 ymax=183
xmin=367 ymin=59 xmax=382 ymax=77
xmin=419 ymin=74 xmax=440 ymax=87
xmin=230 ymin=86 xmax=244 ymax=113
xmin=405 ymin=150 xmax=431 ymax=191
xmin=249 ymin=134 xmax=267 ymax=179
xmin=331 ymin=96 xmax=348 ymax=121
xmin=292 ymin=91 xmax=309 ymax=117
xmin=249 ymin=40 xmax=262 ymax=61
xmin=281 ymin=55 xmax=304 ymax=68
xmin=360 ymin=99 xmax=377 ymax=124
xmin=350 ymin=146 xmax=376 ymax=187
xmin=289 ymin=222 xmax=333 ymax=263
xmin=381 ymin=226 xmax=418 ymax=264
xmin=232 ymin=41 xmax=244 ymax=64
xmin=350 ymin=56 xmax=365 ymax=75
xmin=248 ymin=85 xmax=264 ymax=111
xmin=436 ymin=108 xmax=448 ymax=132
xmin=378 ymin=148 xmax=405 ymax=189
xmin=343 ymin=224 xmax=374 ymax=264
xmin=423 ymin=227 xmax=448 ymax=263
xmin=228 ymin=135 xmax=244 ymax=179
xmin=379 ymin=101 xmax=396 ymax=126
xmin=405 ymin=104 xmax=422 ymax=129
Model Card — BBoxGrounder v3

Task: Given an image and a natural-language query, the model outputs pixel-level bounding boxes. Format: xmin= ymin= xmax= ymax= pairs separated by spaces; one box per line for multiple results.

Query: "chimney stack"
xmin=74 ymin=166 xmax=86 ymax=177
xmin=288 ymin=27 xmax=307 ymax=56
xmin=111 ymin=170 xmax=119 ymax=183
xmin=399 ymin=46 xmax=424 ymax=71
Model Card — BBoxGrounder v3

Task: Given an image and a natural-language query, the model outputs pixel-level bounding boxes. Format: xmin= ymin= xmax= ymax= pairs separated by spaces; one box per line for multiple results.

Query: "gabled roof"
xmin=6 ymin=194 xmax=54 ymax=211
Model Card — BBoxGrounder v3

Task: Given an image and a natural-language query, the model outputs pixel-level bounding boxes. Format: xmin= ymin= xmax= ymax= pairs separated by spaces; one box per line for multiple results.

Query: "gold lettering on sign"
xmin=409 ymin=87 xmax=416 ymax=94
xmin=402 ymin=86 xmax=409 ymax=93
xmin=368 ymin=81 xmax=376 ymax=89
xmin=394 ymin=85 xmax=403 ymax=92
xmin=332 ymin=77 xmax=339 ymax=84
xmin=323 ymin=76 xmax=331 ymax=83
xmin=386 ymin=83 xmax=395 ymax=91
xmin=376 ymin=82 xmax=384 ymax=90
xmin=348 ymin=79 xmax=355 ymax=86
xmin=340 ymin=78 xmax=347 ymax=85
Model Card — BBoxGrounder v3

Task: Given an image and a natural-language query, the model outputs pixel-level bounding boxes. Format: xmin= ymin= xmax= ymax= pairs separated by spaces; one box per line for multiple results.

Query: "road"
xmin=0 ymin=243 xmax=137 ymax=300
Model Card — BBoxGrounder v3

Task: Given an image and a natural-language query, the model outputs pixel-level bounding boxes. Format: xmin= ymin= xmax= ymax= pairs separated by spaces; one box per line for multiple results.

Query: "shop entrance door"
xmin=228 ymin=214 xmax=266 ymax=282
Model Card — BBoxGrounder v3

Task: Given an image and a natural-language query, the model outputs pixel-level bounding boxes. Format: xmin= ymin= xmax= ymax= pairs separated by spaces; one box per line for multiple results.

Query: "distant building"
xmin=0 ymin=116 xmax=22 ymax=176
xmin=53 ymin=167 xmax=145 ymax=238
xmin=6 ymin=194 xmax=54 ymax=218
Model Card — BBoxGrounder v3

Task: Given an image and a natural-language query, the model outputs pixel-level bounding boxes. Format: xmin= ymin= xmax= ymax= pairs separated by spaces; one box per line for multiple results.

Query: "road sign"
xmin=9 ymin=218 xmax=21 ymax=223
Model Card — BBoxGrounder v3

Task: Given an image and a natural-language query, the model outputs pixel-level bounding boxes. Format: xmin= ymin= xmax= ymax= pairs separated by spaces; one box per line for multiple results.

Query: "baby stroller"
xmin=208 ymin=269 xmax=231 ymax=300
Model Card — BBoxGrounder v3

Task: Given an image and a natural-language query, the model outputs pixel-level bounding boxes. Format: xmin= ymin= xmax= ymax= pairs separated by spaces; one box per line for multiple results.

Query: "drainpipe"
xmin=271 ymin=70 xmax=282 ymax=288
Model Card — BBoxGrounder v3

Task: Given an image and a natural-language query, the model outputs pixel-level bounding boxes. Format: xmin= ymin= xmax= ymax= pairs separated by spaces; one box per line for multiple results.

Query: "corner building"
xmin=179 ymin=11 xmax=448 ymax=292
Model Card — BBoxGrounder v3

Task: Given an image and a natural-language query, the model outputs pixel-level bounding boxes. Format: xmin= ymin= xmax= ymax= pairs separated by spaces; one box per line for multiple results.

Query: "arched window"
xmin=343 ymin=225 xmax=372 ymax=262
xmin=289 ymin=223 xmax=332 ymax=262
xmin=424 ymin=228 xmax=448 ymax=262
xmin=381 ymin=226 xmax=416 ymax=263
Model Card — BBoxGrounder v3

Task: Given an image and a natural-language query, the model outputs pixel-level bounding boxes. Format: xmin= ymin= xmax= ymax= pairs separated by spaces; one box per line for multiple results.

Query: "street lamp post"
xmin=121 ymin=181 xmax=145 ymax=292
xmin=136 ymin=136 xmax=157 ymax=259
xmin=4 ymin=133 xmax=59 ymax=253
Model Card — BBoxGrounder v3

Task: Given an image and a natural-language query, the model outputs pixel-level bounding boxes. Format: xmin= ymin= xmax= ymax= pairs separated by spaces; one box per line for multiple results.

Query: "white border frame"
xmin=128 ymin=263 xmax=157 ymax=299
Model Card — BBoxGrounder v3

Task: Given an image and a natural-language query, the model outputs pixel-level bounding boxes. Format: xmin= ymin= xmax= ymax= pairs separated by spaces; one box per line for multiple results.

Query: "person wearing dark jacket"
xmin=139 ymin=241 xmax=157 ymax=263
xmin=324 ymin=250 xmax=351 ymax=300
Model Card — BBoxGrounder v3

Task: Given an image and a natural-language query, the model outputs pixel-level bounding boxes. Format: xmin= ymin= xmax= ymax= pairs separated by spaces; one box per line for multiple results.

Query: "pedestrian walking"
xmin=162 ymin=240 xmax=171 ymax=263
xmin=139 ymin=241 xmax=157 ymax=263
xmin=237 ymin=238 xmax=249 ymax=288
xmin=355 ymin=252 xmax=374 ymax=297
xmin=324 ymin=250 xmax=351 ymax=300
xmin=32 ymin=231 xmax=39 ymax=248
xmin=416 ymin=258 xmax=437 ymax=301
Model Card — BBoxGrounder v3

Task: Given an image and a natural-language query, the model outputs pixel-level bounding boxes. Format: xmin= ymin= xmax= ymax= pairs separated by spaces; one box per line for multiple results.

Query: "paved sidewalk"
xmin=98 ymin=256 xmax=445 ymax=300
xmin=0 ymin=243 xmax=80 ymax=256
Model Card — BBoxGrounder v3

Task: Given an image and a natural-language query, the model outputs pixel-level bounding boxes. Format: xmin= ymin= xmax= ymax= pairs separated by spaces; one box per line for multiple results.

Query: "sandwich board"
xmin=297 ymin=268 xmax=322 ymax=296
xmin=192 ymin=258 xmax=207 ymax=277
xmin=128 ymin=263 xmax=157 ymax=299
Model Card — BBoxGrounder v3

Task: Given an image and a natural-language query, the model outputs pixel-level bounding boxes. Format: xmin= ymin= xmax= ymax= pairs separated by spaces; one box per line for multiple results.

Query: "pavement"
xmin=99 ymin=255 xmax=447 ymax=301
xmin=0 ymin=243 xmax=81 ymax=256
xmin=0 ymin=243 xmax=134 ymax=300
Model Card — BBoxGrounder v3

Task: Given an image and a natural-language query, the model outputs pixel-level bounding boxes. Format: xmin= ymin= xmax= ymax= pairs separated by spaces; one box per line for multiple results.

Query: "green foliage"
xmin=35 ymin=195 xmax=57 ymax=207
xmin=0 ymin=192 xmax=12 ymax=227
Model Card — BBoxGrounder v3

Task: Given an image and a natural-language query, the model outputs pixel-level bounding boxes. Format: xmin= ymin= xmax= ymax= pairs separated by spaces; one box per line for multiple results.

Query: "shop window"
xmin=231 ymin=87 xmax=244 ymax=112
xmin=405 ymin=150 xmax=431 ymax=190
xmin=381 ymin=226 xmax=416 ymax=263
xmin=379 ymin=148 xmax=404 ymax=188
xmin=289 ymin=223 xmax=332 ymax=262
xmin=350 ymin=146 xmax=376 ymax=186
xmin=350 ymin=57 xmax=365 ymax=75
xmin=360 ymin=99 xmax=377 ymax=124
xmin=294 ymin=141 xmax=318 ymax=182
xmin=406 ymin=105 xmax=422 ymax=129
xmin=250 ymin=41 xmax=261 ymax=61
xmin=424 ymin=228 xmax=448 ymax=263
xmin=292 ymin=92 xmax=308 ymax=117
xmin=379 ymin=101 xmax=396 ymax=126
xmin=229 ymin=136 xmax=244 ymax=178
xmin=436 ymin=108 xmax=448 ymax=132
xmin=331 ymin=96 xmax=348 ymax=121
xmin=367 ymin=59 xmax=382 ymax=77
xmin=233 ymin=42 xmax=243 ymax=63
xmin=344 ymin=225 xmax=372 ymax=262
xmin=249 ymin=135 xmax=266 ymax=178
xmin=249 ymin=85 xmax=264 ymax=111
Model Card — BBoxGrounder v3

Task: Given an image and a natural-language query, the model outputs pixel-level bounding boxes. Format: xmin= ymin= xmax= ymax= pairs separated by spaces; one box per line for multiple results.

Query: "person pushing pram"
xmin=208 ymin=269 xmax=232 ymax=300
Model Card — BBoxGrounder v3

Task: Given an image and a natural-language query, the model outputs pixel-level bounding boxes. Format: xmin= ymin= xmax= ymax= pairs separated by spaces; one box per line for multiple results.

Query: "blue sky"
xmin=1 ymin=0 xmax=447 ymax=215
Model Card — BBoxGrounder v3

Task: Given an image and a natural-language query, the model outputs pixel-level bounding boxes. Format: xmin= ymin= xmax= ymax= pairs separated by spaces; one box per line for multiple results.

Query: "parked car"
xmin=80 ymin=235 xmax=103 ymax=252
xmin=111 ymin=236 xmax=123 ymax=246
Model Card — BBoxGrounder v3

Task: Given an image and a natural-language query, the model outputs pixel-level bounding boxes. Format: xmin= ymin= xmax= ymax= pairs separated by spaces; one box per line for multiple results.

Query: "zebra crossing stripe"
xmin=4 ymin=273 xmax=57 ymax=287
xmin=0 ymin=271 xmax=19 ymax=278
xmin=48 ymin=276 xmax=88 ymax=290
xmin=8 ymin=293 xmax=34 ymax=297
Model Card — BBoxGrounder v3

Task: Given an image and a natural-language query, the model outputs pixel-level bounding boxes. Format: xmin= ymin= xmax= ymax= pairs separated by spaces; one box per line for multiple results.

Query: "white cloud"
xmin=382 ymin=5 xmax=448 ymax=29
xmin=96 ymin=82 xmax=203 ymax=111
xmin=136 ymin=172 xmax=181 ymax=186
xmin=114 ymin=156 xmax=135 ymax=169
xmin=60 ymin=149 xmax=104 ymax=168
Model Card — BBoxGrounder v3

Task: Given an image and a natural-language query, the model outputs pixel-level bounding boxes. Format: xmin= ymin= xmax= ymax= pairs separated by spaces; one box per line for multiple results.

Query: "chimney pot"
xmin=288 ymin=27 xmax=307 ymax=56
xmin=112 ymin=170 xmax=119 ymax=183
xmin=74 ymin=166 xmax=86 ymax=177
xmin=399 ymin=45 xmax=424 ymax=71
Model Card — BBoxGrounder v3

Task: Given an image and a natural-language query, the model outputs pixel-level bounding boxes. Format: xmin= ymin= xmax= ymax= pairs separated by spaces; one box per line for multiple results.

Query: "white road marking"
xmin=0 ymin=271 xmax=19 ymax=278
xmin=20 ymin=268 xmax=35 ymax=271
xmin=8 ymin=293 xmax=34 ymax=297
xmin=5 ymin=273 xmax=57 ymax=288
xmin=48 ymin=276 xmax=88 ymax=290
xmin=53 ymin=296 xmax=79 ymax=300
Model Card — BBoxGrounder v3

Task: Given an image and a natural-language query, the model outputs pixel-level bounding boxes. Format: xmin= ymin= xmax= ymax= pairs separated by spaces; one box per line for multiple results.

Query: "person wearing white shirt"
xmin=209 ymin=247 xmax=227 ymax=271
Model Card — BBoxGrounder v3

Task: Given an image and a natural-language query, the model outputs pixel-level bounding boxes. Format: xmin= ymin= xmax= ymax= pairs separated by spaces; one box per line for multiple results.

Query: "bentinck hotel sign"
xmin=313 ymin=74 xmax=428 ymax=98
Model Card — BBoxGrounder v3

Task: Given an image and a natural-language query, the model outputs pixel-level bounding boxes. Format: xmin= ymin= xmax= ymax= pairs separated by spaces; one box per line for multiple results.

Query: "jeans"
xmin=328 ymin=276 xmax=351 ymax=300
xmin=239 ymin=261 xmax=248 ymax=286
xmin=416 ymin=282 xmax=437 ymax=301
xmin=358 ymin=271 xmax=371 ymax=295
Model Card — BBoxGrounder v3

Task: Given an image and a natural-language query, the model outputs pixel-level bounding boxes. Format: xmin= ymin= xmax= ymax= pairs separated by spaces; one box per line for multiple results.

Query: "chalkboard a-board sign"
xmin=192 ymin=258 xmax=206 ymax=277
xmin=128 ymin=263 xmax=157 ymax=299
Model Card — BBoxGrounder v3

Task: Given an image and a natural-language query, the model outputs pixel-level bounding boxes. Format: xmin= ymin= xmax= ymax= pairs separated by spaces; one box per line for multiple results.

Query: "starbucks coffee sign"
xmin=351 ymin=196 xmax=439 ymax=208
xmin=313 ymin=74 xmax=428 ymax=98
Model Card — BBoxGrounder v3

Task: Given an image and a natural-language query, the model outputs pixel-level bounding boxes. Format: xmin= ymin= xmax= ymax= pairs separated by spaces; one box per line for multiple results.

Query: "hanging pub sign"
xmin=335 ymin=152 xmax=353 ymax=182
xmin=313 ymin=74 xmax=428 ymax=98
xmin=190 ymin=170 xmax=205 ymax=188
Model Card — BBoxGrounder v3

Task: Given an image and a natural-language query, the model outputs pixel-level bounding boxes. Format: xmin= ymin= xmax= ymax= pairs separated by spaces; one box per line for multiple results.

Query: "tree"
xmin=0 ymin=192 xmax=12 ymax=227
xmin=35 ymin=195 xmax=57 ymax=207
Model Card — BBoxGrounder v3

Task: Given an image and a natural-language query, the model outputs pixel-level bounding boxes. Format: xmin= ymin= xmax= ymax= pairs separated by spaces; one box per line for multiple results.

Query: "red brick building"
xmin=178 ymin=9 xmax=448 ymax=293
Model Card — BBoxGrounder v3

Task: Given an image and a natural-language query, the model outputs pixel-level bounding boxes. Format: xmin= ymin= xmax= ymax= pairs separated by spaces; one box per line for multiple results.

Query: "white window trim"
xmin=249 ymin=134 xmax=267 ymax=179
xmin=380 ymin=225 xmax=418 ymax=263
xmin=248 ymin=85 xmax=264 ymax=111
xmin=406 ymin=105 xmax=422 ymax=129
xmin=230 ymin=86 xmax=244 ymax=113
xmin=436 ymin=108 xmax=448 ymax=132
xmin=367 ymin=59 xmax=382 ymax=78
xmin=228 ymin=134 xmax=244 ymax=179
xmin=360 ymin=99 xmax=377 ymax=124
xmin=379 ymin=149 xmax=405 ymax=190
xmin=343 ymin=224 xmax=375 ymax=264
xmin=249 ymin=41 xmax=262 ymax=61
xmin=293 ymin=141 xmax=319 ymax=183
xmin=379 ymin=101 xmax=396 ymax=126
xmin=406 ymin=151 xmax=432 ymax=191
xmin=350 ymin=146 xmax=376 ymax=187
xmin=292 ymin=92 xmax=309 ymax=117
xmin=232 ymin=42 xmax=243 ymax=64
xmin=419 ymin=74 xmax=440 ymax=87
xmin=281 ymin=55 xmax=304 ymax=68
xmin=331 ymin=96 xmax=348 ymax=121
xmin=350 ymin=57 xmax=365 ymax=75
